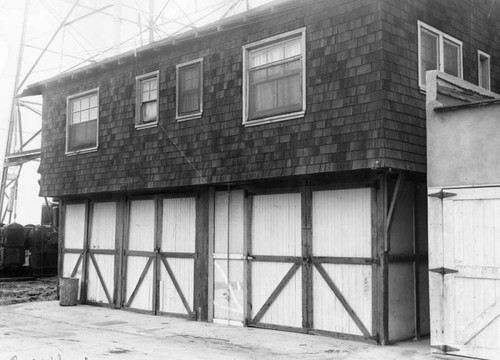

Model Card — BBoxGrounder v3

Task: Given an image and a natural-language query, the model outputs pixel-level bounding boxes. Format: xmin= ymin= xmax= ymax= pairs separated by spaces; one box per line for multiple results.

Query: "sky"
xmin=0 ymin=0 xmax=273 ymax=225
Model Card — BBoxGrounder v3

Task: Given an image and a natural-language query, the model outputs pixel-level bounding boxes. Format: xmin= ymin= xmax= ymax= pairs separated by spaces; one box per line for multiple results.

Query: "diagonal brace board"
xmin=160 ymin=255 xmax=194 ymax=315
xmin=252 ymin=260 xmax=301 ymax=324
xmin=70 ymin=252 xmax=83 ymax=278
xmin=458 ymin=296 xmax=500 ymax=345
xmin=126 ymin=256 xmax=154 ymax=308
xmin=314 ymin=262 xmax=371 ymax=337
xmin=89 ymin=252 xmax=113 ymax=305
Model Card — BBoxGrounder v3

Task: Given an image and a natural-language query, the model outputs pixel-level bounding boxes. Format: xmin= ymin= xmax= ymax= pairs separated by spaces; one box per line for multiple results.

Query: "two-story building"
xmin=24 ymin=0 xmax=500 ymax=346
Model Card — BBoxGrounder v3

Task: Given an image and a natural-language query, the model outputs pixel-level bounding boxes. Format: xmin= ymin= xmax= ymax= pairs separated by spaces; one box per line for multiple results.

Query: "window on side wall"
xmin=242 ymin=28 xmax=306 ymax=126
xmin=418 ymin=21 xmax=463 ymax=89
xmin=66 ymin=89 xmax=99 ymax=154
xmin=136 ymin=71 xmax=159 ymax=129
xmin=176 ymin=59 xmax=203 ymax=121
xmin=478 ymin=50 xmax=491 ymax=90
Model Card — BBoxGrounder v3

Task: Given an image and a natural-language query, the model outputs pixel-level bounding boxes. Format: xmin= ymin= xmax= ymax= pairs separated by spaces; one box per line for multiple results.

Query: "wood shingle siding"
xmin=36 ymin=0 xmax=500 ymax=197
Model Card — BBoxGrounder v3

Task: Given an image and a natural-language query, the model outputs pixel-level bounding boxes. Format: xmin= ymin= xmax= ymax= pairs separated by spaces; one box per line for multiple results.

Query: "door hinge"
xmin=428 ymin=190 xmax=457 ymax=199
xmin=429 ymin=267 xmax=458 ymax=275
xmin=431 ymin=344 xmax=460 ymax=353
xmin=245 ymin=255 xmax=255 ymax=261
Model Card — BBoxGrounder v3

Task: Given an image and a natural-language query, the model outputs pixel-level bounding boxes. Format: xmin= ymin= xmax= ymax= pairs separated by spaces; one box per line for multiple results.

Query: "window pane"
xmin=72 ymin=111 xmax=81 ymax=124
xmin=420 ymin=28 xmax=438 ymax=85
xmin=81 ymin=109 xmax=90 ymax=122
xmin=149 ymin=89 xmax=157 ymax=100
xmin=69 ymin=120 xmax=97 ymax=151
xmin=89 ymin=95 xmax=97 ymax=108
xmin=250 ymin=68 xmax=267 ymax=83
xmin=180 ymin=66 xmax=200 ymax=91
xmin=81 ymin=97 xmax=90 ymax=110
xmin=142 ymin=90 xmax=151 ymax=102
xmin=267 ymin=43 xmax=284 ymax=63
xmin=284 ymin=38 xmax=301 ymax=58
xmin=277 ymin=74 xmax=301 ymax=108
xmin=73 ymin=99 xmax=81 ymax=112
xmin=89 ymin=107 xmax=98 ymax=120
xmin=479 ymin=55 xmax=490 ymax=89
xmin=250 ymin=48 xmax=268 ymax=68
xmin=142 ymin=80 xmax=150 ymax=92
xmin=178 ymin=64 xmax=201 ymax=116
xmin=142 ymin=101 xmax=157 ymax=123
xmin=252 ymin=82 xmax=276 ymax=113
xmin=180 ymin=92 xmax=200 ymax=114
xmin=443 ymin=39 xmax=460 ymax=77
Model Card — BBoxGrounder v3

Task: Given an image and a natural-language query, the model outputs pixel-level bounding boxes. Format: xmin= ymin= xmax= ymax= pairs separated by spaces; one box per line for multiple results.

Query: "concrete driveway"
xmin=0 ymin=301 xmax=446 ymax=360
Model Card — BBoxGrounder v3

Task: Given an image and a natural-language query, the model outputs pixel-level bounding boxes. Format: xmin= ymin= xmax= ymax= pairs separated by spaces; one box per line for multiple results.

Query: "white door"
xmin=212 ymin=190 xmax=246 ymax=325
xmin=158 ymin=197 xmax=196 ymax=317
xmin=62 ymin=203 xmax=87 ymax=301
xmin=312 ymin=188 xmax=373 ymax=337
xmin=86 ymin=202 xmax=116 ymax=305
xmin=430 ymin=187 xmax=500 ymax=359
xmin=123 ymin=199 xmax=156 ymax=312
xmin=249 ymin=193 xmax=302 ymax=329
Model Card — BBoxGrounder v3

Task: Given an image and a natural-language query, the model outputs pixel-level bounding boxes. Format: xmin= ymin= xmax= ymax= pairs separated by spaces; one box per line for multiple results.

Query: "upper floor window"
xmin=242 ymin=28 xmax=306 ymax=126
xmin=136 ymin=71 xmax=159 ymax=129
xmin=66 ymin=89 xmax=99 ymax=154
xmin=176 ymin=59 xmax=203 ymax=121
xmin=418 ymin=21 xmax=463 ymax=89
xmin=478 ymin=50 xmax=491 ymax=90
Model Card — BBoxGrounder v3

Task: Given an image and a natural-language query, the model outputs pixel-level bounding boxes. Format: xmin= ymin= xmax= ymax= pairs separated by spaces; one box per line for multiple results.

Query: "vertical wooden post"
xmin=195 ymin=188 xmax=209 ymax=321
xmin=371 ymin=184 xmax=379 ymax=339
xmin=413 ymin=181 xmax=421 ymax=339
xmin=301 ymin=182 xmax=313 ymax=330
xmin=114 ymin=197 xmax=125 ymax=309
xmin=121 ymin=199 xmax=130 ymax=308
xmin=153 ymin=196 xmax=162 ymax=314
xmin=376 ymin=172 xmax=389 ymax=344
xmin=207 ymin=187 xmax=215 ymax=322
xmin=57 ymin=199 xmax=65 ymax=294
xmin=245 ymin=190 xmax=253 ymax=325
xmin=81 ymin=199 xmax=91 ymax=304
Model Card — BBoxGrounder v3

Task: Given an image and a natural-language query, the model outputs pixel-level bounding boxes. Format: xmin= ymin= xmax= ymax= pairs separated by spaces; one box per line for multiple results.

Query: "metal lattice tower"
xmin=0 ymin=0 xmax=262 ymax=223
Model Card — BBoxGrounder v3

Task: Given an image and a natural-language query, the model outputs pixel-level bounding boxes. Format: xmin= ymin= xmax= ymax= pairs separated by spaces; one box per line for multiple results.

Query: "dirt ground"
xmin=0 ymin=277 xmax=58 ymax=306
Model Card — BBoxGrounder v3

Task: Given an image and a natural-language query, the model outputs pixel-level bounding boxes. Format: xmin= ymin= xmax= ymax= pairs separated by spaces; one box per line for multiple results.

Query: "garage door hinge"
xmin=428 ymin=191 xmax=457 ymax=199
xmin=429 ymin=267 xmax=458 ymax=275
xmin=431 ymin=344 xmax=459 ymax=353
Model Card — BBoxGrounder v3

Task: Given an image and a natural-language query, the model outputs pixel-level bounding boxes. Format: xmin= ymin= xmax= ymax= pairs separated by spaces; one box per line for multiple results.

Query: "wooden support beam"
xmin=377 ymin=172 xmax=389 ymax=344
xmin=252 ymin=261 xmax=301 ymax=324
xmin=458 ymin=297 xmax=500 ymax=344
xmin=70 ymin=253 xmax=83 ymax=278
xmin=160 ymin=256 xmax=194 ymax=316
xmin=314 ymin=262 xmax=371 ymax=338
xmin=125 ymin=256 xmax=153 ymax=307
xmin=89 ymin=252 xmax=113 ymax=305
xmin=301 ymin=183 xmax=312 ymax=330
xmin=115 ymin=197 xmax=125 ymax=309
xmin=385 ymin=173 xmax=405 ymax=252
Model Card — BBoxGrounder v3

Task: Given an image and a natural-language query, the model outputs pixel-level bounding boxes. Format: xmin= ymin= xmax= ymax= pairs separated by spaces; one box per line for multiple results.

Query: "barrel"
xmin=59 ymin=277 xmax=79 ymax=306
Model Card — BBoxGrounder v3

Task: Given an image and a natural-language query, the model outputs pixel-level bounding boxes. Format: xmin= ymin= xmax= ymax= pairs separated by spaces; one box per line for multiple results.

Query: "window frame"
xmin=478 ymin=50 xmax=491 ymax=91
xmin=242 ymin=27 xmax=306 ymax=127
xmin=135 ymin=70 xmax=160 ymax=130
xmin=66 ymin=88 xmax=99 ymax=155
xmin=417 ymin=21 xmax=463 ymax=90
xmin=176 ymin=58 xmax=204 ymax=121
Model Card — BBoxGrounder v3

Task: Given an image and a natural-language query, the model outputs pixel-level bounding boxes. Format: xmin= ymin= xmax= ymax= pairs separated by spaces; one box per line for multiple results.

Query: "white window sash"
xmin=242 ymin=28 xmax=306 ymax=126
xmin=418 ymin=21 xmax=463 ymax=90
